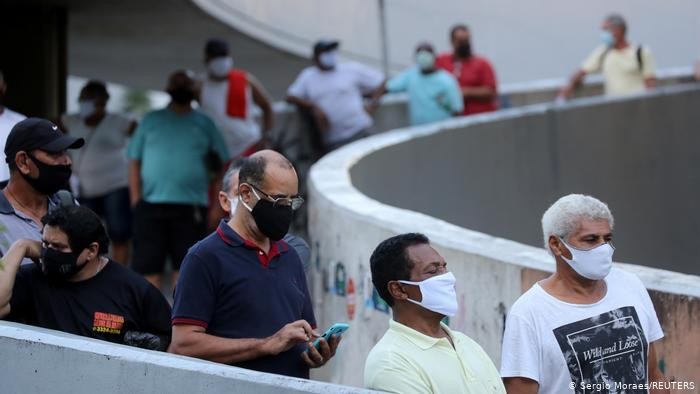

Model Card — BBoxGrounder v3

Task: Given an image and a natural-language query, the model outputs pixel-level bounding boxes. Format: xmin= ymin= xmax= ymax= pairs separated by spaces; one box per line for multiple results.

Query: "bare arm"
xmin=128 ymin=160 xmax=142 ymax=206
xmin=365 ymin=83 xmax=387 ymax=114
xmin=461 ymin=86 xmax=496 ymax=101
xmin=503 ymin=377 xmax=539 ymax=394
xmin=286 ymin=95 xmax=316 ymax=111
xmin=126 ymin=120 xmax=137 ymax=137
xmin=648 ymin=342 xmax=670 ymax=394
xmin=168 ymin=320 xmax=316 ymax=365
xmin=0 ymin=240 xmax=41 ymax=318
xmin=248 ymin=74 xmax=274 ymax=138
xmin=559 ymin=69 xmax=587 ymax=99
xmin=286 ymin=96 xmax=329 ymax=133
xmin=644 ymin=77 xmax=657 ymax=90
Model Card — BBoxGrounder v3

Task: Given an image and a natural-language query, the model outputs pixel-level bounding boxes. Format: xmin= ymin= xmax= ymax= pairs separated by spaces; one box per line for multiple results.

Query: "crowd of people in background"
xmin=0 ymin=12 xmax=690 ymax=394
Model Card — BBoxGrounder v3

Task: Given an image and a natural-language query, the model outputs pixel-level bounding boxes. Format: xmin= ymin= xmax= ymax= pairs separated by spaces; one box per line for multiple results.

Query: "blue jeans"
xmin=79 ymin=187 xmax=132 ymax=242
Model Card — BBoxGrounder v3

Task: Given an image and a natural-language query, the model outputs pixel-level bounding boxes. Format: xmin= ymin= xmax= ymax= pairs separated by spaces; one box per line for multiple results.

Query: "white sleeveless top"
xmin=61 ymin=113 xmax=132 ymax=198
xmin=199 ymin=76 xmax=261 ymax=158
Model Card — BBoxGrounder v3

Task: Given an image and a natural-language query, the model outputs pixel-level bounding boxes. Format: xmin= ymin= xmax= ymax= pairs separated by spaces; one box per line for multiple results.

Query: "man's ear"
xmin=15 ymin=151 xmax=32 ymax=175
xmin=217 ymin=191 xmax=230 ymax=213
xmin=238 ymin=183 xmax=254 ymax=205
xmin=86 ymin=242 xmax=100 ymax=260
xmin=387 ymin=281 xmax=409 ymax=303
xmin=549 ymin=235 xmax=570 ymax=259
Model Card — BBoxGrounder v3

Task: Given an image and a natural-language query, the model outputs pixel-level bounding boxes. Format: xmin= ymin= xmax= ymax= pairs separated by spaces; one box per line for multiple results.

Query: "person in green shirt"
xmin=127 ymin=70 xmax=229 ymax=290
xmin=365 ymin=233 xmax=505 ymax=394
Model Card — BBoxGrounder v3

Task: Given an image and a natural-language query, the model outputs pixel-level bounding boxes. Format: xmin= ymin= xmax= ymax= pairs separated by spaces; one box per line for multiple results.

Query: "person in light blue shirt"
xmin=127 ymin=70 xmax=229 ymax=290
xmin=386 ymin=43 xmax=463 ymax=126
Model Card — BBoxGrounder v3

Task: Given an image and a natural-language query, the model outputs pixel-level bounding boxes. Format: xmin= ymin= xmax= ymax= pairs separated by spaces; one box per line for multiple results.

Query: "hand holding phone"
xmin=307 ymin=323 xmax=349 ymax=352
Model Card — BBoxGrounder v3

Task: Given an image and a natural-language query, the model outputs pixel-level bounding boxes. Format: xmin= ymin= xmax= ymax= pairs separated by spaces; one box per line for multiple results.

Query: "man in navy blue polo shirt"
xmin=169 ymin=150 xmax=340 ymax=379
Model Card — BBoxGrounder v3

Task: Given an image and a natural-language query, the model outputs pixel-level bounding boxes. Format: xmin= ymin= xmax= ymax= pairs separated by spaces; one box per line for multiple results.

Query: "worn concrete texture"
xmin=308 ymin=84 xmax=700 ymax=388
xmin=0 ymin=321 xmax=379 ymax=394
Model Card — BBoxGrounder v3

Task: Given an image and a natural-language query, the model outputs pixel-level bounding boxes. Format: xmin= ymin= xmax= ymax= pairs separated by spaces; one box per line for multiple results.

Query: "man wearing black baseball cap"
xmin=0 ymin=117 xmax=83 ymax=258
xmin=287 ymin=39 xmax=384 ymax=153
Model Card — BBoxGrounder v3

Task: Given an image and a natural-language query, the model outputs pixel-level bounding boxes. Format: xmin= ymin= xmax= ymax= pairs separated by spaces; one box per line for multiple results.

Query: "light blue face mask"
xmin=600 ymin=30 xmax=614 ymax=47
xmin=415 ymin=50 xmax=436 ymax=71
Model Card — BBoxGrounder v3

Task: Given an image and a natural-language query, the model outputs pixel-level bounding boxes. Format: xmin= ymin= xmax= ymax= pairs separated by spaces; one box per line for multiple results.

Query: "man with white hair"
xmin=501 ymin=194 xmax=668 ymax=394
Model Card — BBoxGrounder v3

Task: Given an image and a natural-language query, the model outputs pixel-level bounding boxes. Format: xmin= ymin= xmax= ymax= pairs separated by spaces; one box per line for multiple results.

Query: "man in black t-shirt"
xmin=0 ymin=206 xmax=171 ymax=350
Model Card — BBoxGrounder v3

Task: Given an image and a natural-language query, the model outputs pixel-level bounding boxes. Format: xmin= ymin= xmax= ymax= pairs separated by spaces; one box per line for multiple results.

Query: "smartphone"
xmin=307 ymin=323 xmax=350 ymax=352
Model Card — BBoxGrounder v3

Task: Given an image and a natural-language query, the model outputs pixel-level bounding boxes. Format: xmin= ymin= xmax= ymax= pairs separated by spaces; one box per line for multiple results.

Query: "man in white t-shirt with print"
xmin=559 ymin=14 xmax=656 ymax=98
xmin=287 ymin=39 xmax=384 ymax=152
xmin=501 ymin=194 xmax=668 ymax=394
xmin=0 ymin=70 xmax=27 ymax=182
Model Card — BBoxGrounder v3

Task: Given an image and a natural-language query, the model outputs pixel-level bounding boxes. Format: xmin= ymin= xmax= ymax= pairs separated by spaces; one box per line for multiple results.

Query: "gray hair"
xmin=605 ymin=13 xmax=627 ymax=33
xmin=221 ymin=159 xmax=244 ymax=195
xmin=541 ymin=194 xmax=614 ymax=253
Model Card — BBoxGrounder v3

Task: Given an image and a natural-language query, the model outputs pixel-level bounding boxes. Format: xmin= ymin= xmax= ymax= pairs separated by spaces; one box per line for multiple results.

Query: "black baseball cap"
xmin=4 ymin=118 xmax=84 ymax=164
xmin=205 ymin=38 xmax=229 ymax=58
xmin=313 ymin=39 xmax=339 ymax=56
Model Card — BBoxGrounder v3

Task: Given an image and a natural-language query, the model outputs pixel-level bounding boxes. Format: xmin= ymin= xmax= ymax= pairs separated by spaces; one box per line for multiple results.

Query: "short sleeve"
xmin=365 ymin=356 xmax=431 ymax=394
xmin=385 ymin=69 xmax=411 ymax=93
xmin=352 ymin=63 xmax=384 ymax=93
xmin=444 ymin=73 xmax=464 ymax=114
xmin=287 ymin=70 xmax=310 ymax=99
xmin=171 ymin=251 xmax=217 ymax=328
xmin=632 ymin=275 xmax=664 ymax=343
xmin=640 ymin=46 xmax=656 ymax=79
xmin=581 ymin=45 xmax=608 ymax=74
xmin=7 ymin=266 xmax=33 ymax=322
xmin=127 ymin=115 xmax=148 ymax=160
xmin=500 ymin=313 xmax=541 ymax=382
xmin=139 ymin=282 xmax=173 ymax=337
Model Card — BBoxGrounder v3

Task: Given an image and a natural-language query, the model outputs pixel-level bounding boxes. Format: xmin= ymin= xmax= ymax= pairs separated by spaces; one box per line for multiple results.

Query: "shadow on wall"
xmin=351 ymin=85 xmax=700 ymax=276
xmin=308 ymin=83 xmax=700 ymax=388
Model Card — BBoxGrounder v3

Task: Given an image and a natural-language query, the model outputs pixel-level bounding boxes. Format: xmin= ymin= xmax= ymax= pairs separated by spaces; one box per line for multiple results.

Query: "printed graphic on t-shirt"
xmin=93 ymin=312 xmax=125 ymax=335
xmin=553 ymin=306 xmax=648 ymax=394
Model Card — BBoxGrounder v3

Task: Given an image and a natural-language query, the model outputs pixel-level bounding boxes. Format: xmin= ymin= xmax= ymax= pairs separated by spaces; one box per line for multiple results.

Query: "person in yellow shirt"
xmin=559 ymin=14 xmax=656 ymax=99
xmin=364 ymin=233 xmax=505 ymax=394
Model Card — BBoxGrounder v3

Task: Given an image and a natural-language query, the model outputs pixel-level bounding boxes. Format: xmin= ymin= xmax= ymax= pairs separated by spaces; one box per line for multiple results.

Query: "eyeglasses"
xmin=247 ymin=183 xmax=305 ymax=211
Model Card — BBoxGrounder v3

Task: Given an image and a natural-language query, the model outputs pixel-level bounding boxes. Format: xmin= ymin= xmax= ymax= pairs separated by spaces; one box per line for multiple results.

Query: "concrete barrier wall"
xmin=0 ymin=321 xmax=378 ymax=394
xmin=351 ymin=85 xmax=700 ymax=276
xmin=270 ymin=67 xmax=693 ymax=163
xmin=307 ymin=84 xmax=700 ymax=389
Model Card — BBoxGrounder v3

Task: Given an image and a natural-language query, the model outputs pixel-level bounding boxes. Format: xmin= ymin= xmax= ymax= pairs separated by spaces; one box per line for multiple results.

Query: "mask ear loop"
xmin=239 ymin=184 xmax=259 ymax=212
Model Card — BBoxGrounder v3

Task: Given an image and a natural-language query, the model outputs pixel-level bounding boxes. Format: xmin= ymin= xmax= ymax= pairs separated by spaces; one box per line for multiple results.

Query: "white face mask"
xmin=208 ymin=56 xmax=234 ymax=78
xmin=318 ymin=50 xmax=337 ymax=69
xmin=399 ymin=271 xmax=458 ymax=317
xmin=228 ymin=196 xmax=238 ymax=217
xmin=78 ymin=100 xmax=96 ymax=119
xmin=560 ymin=238 xmax=614 ymax=280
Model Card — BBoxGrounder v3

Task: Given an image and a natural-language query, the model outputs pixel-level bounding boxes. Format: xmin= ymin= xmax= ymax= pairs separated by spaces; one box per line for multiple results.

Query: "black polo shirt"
xmin=172 ymin=220 xmax=316 ymax=379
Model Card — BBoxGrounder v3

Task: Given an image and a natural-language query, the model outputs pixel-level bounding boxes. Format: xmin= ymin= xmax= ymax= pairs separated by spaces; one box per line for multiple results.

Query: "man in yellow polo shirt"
xmin=364 ymin=233 xmax=505 ymax=394
xmin=559 ymin=14 xmax=656 ymax=98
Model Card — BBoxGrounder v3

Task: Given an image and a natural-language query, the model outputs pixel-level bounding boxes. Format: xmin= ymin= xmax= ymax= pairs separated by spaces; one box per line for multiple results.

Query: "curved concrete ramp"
xmin=352 ymin=85 xmax=700 ymax=276
xmin=307 ymin=84 xmax=700 ymax=387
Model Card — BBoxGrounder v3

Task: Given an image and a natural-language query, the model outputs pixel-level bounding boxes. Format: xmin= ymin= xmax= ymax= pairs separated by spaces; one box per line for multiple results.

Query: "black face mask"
xmin=455 ymin=41 xmax=472 ymax=58
xmin=39 ymin=247 xmax=88 ymax=280
xmin=250 ymin=198 xmax=293 ymax=241
xmin=22 ymin=154 xmax=72 ymax=195
xmin=169 ymin=88 xmax=194 ymax=105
